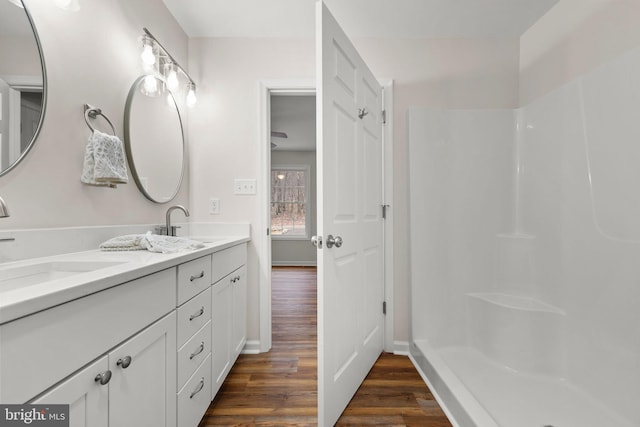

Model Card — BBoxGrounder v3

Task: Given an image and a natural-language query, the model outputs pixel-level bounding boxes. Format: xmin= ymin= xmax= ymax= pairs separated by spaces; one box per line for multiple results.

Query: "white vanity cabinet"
xmin=211 ymin=276 xmax=232 ymax=396
xmin=231 ymin=265 xmax=247 ymax=358
xmin=0 ymin=238 xmax=249 ymax=427
xmin=175 ymin=255 xmax=213 ymax=427
xmin=108 ymin=313 xmax=177 ymax=427
xmin=33 ymin=313 xmax=177 ymax=427
xmin=0 ymin=268 xmax=176 ymax=405
xmin=211 ymin=244 xmax=247 ymax=398
xmin=32 ymin=357 xmax=109 ymax=427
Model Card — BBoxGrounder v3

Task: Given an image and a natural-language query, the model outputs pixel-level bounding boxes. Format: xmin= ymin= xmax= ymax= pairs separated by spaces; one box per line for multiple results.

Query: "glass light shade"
xmin=186 ymin=84 xmax=197 ymax=107
xmin=141 ymin=75 xmax=160 ymax=97
xmin=141 ymin=37 xmax=156 ymax=68
xmin=165 ymin=64 xmax=179 ymax=92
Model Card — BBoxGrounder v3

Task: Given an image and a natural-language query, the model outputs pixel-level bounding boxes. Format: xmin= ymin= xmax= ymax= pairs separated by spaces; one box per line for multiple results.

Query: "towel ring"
xmin=84 ymin=104 xmax=116 ymax=136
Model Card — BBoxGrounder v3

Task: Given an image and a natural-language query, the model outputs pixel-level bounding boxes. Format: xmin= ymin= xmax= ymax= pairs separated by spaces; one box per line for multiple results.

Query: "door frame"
xmin=257 ymin=79 xmax=394 ymax=354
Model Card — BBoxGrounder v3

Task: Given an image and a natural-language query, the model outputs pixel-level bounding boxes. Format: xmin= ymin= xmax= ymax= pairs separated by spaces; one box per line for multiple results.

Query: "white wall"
xmin=0 ymin=0 xmax=189 ymax=229
xmin=0 ymin=36 xmax=41 ymax=76
xmin=520 ymin=0 xmax=640 ymax=105
xmin=187 ymin=37 xmax=315 ymax=344
xmin=187 ymin=35 xmax=520 ymax=346
xmin=271 ymin=150 xmax=317 ymax=266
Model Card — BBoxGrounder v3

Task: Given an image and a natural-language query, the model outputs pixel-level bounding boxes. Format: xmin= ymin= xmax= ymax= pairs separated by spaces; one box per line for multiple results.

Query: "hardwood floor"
xmin=198 ymin=266 xmax=452 ymax=427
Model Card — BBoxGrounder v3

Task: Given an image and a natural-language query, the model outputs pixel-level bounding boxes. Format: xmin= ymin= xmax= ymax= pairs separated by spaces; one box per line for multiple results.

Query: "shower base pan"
xmin=411 ymin=340 xmax=633 ymax=427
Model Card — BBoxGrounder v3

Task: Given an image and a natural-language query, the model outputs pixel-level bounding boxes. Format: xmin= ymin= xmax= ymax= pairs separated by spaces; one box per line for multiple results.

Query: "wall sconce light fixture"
xmin=140 ymin=27 xmax=197 ymax=106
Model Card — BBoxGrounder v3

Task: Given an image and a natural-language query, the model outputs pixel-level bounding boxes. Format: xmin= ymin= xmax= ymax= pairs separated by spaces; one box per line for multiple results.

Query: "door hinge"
xmin=267 ymin=228 xmax=270 ymax=236
xmin=382 ymin=301 xmax=387 ymax=315
xmin=382 ymin=204 xmax=390 ymax=219
xmin=382 ymin=109 xmax=387 ymax=124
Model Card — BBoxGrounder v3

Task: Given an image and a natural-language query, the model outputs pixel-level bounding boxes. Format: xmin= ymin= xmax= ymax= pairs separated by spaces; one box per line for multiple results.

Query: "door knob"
xmin=311 ymin=235 xmax=322 ymax=249
xmin=94 ymin=370 xmax=112 ymax=385
xmin=326 ymin=235 xmax=343 ymax=249
xmin=117 ymin=356 xmax=132 ymax=369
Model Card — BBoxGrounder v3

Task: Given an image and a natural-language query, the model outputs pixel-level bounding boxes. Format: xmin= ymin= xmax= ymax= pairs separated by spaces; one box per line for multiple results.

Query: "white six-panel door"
xmin=316 ymin=2 xmax=385 ymax=425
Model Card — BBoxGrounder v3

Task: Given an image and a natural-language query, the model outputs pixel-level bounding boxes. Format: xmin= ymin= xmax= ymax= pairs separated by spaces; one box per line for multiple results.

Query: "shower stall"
xmin=408 ymin=14 xmax=640 ymax=427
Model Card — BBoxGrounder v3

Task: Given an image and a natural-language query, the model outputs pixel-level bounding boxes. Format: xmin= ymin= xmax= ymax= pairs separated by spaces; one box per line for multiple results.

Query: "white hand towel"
xmin=99 ymin=232 xmax=205 ymax=253
xmin=81 ymin=130 xmax=128 ymax=187
xmin=99 ymin=234 xmax=147 ymax=251
xmin=142 ymin=232 xmax=206 ymax=254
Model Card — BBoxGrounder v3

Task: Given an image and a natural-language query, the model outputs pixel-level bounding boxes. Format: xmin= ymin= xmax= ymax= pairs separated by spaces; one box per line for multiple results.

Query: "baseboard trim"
xmin=272 ymin=261 xmax=317 ymax=267
xmin=393 ymin=340 xmax=410 ymax=356
xmin=241 ymin=340 xmax=262 ymax=354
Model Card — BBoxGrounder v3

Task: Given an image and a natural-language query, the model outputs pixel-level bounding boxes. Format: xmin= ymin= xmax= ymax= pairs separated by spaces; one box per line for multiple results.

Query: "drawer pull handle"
xmin=190 ymin=377 xmax=205 ymax=399
xmin=190 ymin=341 xmax=205 ymax=360
xmin=190 ymin=271 xmax=205 ymax=282
xmin=189 ymin=306 xmax=205 ymax=321
xmin=117 ymin=356 xmax=132 ymax=369
xmin=94 ymin=370 xmax=112 ymax=385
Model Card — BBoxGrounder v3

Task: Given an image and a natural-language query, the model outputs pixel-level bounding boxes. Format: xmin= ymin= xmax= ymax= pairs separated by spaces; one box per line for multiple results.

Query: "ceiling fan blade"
xmin=271 ymin=131 xmax=288 ymax=138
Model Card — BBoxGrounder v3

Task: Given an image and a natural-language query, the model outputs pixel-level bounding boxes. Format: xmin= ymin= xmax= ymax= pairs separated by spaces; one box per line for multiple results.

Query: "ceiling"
xmin=271 ymin=95 xmax=316 ymax=152
xmin=161 ymin=0 xmax=560 ymax=152
xmin=162 ymin=0 xmax=559 ymax=39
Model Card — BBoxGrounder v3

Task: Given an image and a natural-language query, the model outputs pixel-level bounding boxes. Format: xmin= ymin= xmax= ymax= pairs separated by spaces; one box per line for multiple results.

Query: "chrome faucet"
xmin=164 ymin=205 xmax=190 ymax=236
xmin=0 ymin=196 xmax=9 ymax=218
xmin=0 ymin=196 xmax=15 ymax=242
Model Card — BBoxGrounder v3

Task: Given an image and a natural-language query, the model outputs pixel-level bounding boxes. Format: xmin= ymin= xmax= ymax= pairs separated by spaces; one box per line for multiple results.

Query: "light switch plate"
xmin=234 ymin=179 xmax=257 ymax=195
xmin=209 ymin=198 xmax=220 ymax=214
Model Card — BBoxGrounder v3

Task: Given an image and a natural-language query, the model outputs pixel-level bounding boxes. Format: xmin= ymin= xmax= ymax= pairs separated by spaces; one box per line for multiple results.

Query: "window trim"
xmin=270 ymin=164 xmax=311 ymax=240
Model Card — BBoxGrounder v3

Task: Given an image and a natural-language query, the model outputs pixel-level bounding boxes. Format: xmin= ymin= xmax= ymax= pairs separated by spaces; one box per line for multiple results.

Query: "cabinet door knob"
xmin=190 ymin=377 xmax=205 ymax=399
xmin=94 ymin=370 xmax=112 ymax=385
xmin=117 ymin=355 xmax=132 ymax=369
xmin=190 ymin=271 xmax=205 ymax=282
xmin=189 ymin=306 xmax=205 ymax=321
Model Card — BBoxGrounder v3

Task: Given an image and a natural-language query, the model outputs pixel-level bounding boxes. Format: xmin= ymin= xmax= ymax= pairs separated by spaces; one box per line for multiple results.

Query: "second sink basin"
xmin=0 ymin=261 xmax=126 ymax=292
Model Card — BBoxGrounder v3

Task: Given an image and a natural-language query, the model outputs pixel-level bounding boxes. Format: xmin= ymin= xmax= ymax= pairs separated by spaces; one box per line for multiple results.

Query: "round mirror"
xmin=124 ymin=75 xmax=184 ymax=203
xmin=0 ymin=0 xmax=46 ymax=177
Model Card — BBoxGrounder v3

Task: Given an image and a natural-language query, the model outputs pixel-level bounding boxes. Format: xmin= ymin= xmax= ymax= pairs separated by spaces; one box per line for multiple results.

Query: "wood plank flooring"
xmin=197 ymin=266 xmax=452 ymax=427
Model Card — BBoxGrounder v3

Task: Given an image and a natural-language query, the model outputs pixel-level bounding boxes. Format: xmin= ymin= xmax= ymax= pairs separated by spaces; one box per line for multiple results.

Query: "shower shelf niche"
xmin=466 ymin=291 xmax=566 ymax=376
xmin=467 ymin=292 xmax=565 ymax=315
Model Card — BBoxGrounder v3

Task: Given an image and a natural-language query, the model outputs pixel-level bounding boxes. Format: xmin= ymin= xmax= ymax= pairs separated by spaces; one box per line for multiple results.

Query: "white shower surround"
xmin=409 ymin=45 xmax=640 ymax=427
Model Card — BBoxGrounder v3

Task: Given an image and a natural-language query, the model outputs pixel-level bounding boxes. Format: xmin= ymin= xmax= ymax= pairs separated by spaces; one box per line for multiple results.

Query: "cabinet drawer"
xmin=211 ymin=244 xmax=246 ymax=284
xmin=177 ymin=255 xmax=212 ymax=305
xmin=177 ymin=321 xmax=211 ymax=390
xmin=176 ymin=286 xmax=211 ymax=347
xmin=0 ymin=268 xmax=176 ymax=403
xmin=177 ymin=353 xmax=212 ymax=427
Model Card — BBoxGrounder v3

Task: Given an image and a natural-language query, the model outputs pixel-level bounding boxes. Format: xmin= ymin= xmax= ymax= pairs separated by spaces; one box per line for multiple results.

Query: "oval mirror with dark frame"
xmin=0 ymin=0 xmax=47 ymax=177
xmin=124 ymin=75 xmax=185 ymax=204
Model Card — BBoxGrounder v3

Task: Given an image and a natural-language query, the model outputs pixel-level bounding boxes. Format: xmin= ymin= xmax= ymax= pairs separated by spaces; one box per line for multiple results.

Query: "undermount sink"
xmin=0 ymin=261 xmax=126 ymax=292
xmin=187 ymin=236 xmax=226 ymax=244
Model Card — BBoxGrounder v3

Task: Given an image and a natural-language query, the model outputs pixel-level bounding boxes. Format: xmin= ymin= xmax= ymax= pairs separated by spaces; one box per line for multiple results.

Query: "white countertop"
xmin=0 ymin=235 xmax=249 ymax=325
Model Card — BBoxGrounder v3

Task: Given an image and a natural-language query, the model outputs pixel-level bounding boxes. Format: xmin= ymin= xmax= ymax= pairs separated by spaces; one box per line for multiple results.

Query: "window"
xmin=271 ymin=166 xmax=310 ymax=239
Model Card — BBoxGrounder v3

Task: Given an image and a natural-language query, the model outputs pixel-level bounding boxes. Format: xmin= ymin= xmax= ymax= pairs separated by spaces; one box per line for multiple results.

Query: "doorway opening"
xmin=270 ymin=93 xmax=317 ymax=267
xmin=257 ymin=80 xmax=394 ymax=356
